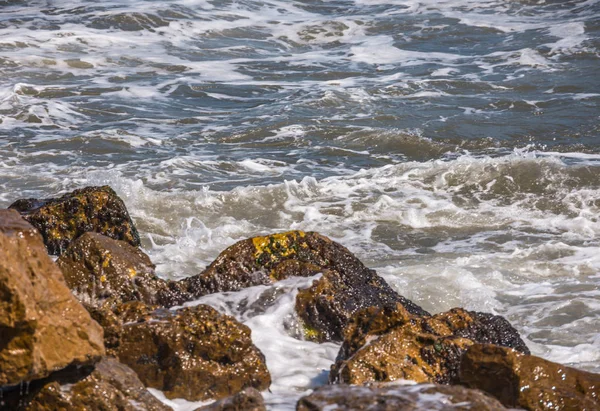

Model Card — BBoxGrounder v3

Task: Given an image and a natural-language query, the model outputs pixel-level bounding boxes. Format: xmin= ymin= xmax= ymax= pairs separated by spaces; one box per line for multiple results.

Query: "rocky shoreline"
xmin=1 ymin=186 xmax=598 ymax=410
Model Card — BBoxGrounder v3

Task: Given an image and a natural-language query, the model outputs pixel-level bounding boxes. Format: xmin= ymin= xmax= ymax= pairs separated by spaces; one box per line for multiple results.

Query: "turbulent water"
xmin=1 ymin=0 xmax=600 ymax=409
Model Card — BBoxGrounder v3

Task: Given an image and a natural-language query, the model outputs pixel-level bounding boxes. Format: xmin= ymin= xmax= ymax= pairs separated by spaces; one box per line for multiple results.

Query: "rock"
xmin=0 ymin=209 xmax=105 ymax=387
xmin=1 ymin=357 xmax=171 ymax=411
xmin=181 ymin=230 xmax=426 ymax=342
xmin=182 ymin=231 xmax=341 ymax=295
xmin=196 ymin=387 xmax=266 ymax=411
xmin=296 ymin=383 xmax=508 ymax=411
xmin=87 ymin=300 xmax=157 ymax=355
xmin=295 ymin=269 xmax=426 ymax=342
xmin=115 ymin=304 xmax=271 ymax=401
xmin=57 ymin=232 xmax=189 ymax=308
xmin=330 ymin=304 xmax=528 ymax=385
xmin=9 ymin=186 xmax=140 ymax=254
xmin=459 ymin=344 xmax=600 ymax=411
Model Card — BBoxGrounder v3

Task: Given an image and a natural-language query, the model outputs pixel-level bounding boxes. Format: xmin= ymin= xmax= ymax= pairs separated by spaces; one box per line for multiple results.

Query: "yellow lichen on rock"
xmin=252 ymin=231 xmax=306 ymax=261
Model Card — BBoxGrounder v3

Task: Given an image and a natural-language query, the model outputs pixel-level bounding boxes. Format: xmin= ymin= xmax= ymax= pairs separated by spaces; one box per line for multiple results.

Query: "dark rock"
xmin=9 ymin=186 xmax=140 ymax=254
xmin=182 ymin=231 xmax=339 ymax=295
xmin=57 ymin=232 xmax=189 ymax=309
xmin=114 ymin=303 xmax=271 ymax=401
xmin=454 ymin=311 xmax=530 ymax=355
xmin=180 ymin=231 xmax=426 ymax=343
xmin=330 ymin=304 xmax=529 ymax=385
xmin=296 ymin=383 xmax=508 ymax=410
xmin=196 ymin=387 xmax=266 ymax=411
xmin=0 ymin=209 xmax=105 ymax=387
xmin=459 ymin=344 xmax=600 ymax=411
xmin=295 ymin=269 xmax=426 ymax=342
xmin=1 ymin=357 xmax=171 ymax=411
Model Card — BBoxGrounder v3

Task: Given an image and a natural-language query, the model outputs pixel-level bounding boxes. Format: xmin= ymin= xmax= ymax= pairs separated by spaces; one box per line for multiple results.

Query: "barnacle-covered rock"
xmin=10 ymin=186 xmax=140 ymax=254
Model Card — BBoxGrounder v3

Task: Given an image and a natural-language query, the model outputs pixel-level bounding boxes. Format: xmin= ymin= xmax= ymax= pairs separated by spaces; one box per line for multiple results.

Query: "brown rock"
xmin=2 ymin=357 xmax=171 ymax=411
xmin=181 ymin=231 xmax=426 ymax=343
xmin=115 ymin=304 xmax=271 ymax=401
xmin=57 ymin=232 xmax=189 ymax=308
xmin=9 ymin=186 xmax=140 ymax=254
xmin=182 ymin=231 xmax=338 ymax=295
xmin=196 ymin=387 xmax=266 ymax=411
xmin=0 ymin=209 xmax=105 ymax=387
xmin=330 ymin=304 xmax=528 ymax=385
xmin=459 ymin=344 xmax=600 ymax=411
xmin=295 ymin=269 xmax=426 ymax=342
xmin=296 ymin=383 xmax=508 ymax=410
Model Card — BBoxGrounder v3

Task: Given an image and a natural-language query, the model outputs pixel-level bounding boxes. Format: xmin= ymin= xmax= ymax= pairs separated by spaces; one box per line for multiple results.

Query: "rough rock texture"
xmin=57 ymin=232 xmax=189 ymax=308
xmin=9 ymin=186 xmax=140 ymax=254
xmin=1 ymin=357 xmax=171 ymax=411
xmin=330 ymin=304 xmax=529 ymax=385
xmin=295 ymin=269 xmax=427 ymax=342
xmin=296 ymin=383 xmax=508 ymax=411
xmin=181 ymin=231 xmax=426 ymax=342
xmin=0 ymin=209 xmax=105 ymax=387
xmin=114 ymin=304 xmax=271 ymax=401
xmin=196 ymin=387 xmax=266 ymax=411
xmin=88 ymin=300 xmax=157 ymax=355
xmin=459 ymin=344 xmax=600 ymax=411
xmin=182 ymin=231 xmax=349 ymax=295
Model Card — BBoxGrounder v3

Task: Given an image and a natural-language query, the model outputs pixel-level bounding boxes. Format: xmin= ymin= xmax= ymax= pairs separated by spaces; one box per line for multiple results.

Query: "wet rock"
xmin=182 ymin=230 xmax=425 ymax=342
xmin=330 ymin=304 xmax=528 ymax=385
xmin=196 ymin=387 xmax=266 ymax=411
xmin=182 ymin=231 xmax=339 ymax=295
xmin=115 ymin=304 xmax=271 ymax=401
xmin=57 ymin=232 xmax=189 ymax=308
xmin=2 ymin=357 xmax=171 ymax=411
xmin=296 ymin=383 xmax=508 ymax=411
xmin=0 ymin=209 xmax=105 ymax=386
xmin=87 ymin=300 xmax=157 ymax=355
xmin=295 ymin=269 xmax=426 ymax=342
xmin=459 ymin=344 xmax=600 ymax=411
xmin=9 ymin=186 xmax=140 ymax=254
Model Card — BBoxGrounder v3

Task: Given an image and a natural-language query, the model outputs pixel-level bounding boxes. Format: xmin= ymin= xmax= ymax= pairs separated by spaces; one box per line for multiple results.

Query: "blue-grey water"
xmin=1 ymin=0 xmax=599 ymax=409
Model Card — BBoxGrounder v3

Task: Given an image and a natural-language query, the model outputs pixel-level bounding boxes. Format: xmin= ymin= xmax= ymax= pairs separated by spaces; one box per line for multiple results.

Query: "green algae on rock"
xmin=9 ymin=186 xmax=140 ymax=255
xmin=459 ymin=344 xmax=600 ymax=411
xmin=114 ymin=303 xmax=271 ymax=401
xmin=0 ymin=209 xmax=105 ymax=387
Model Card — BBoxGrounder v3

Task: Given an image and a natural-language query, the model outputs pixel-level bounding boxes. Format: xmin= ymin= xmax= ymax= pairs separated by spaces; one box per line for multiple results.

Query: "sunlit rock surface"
xmin=459 ymin=344 xmax=600 ymax=411
xmin=58 ymin=232 xmax=189 ymax=308
xmin=9 ymin=186 xmax=140 ymax=255
xmin=330 ymin=304 xmax=528 ymax=385
xmin=114 ymin=303 xmax=271 ymax=401
xmin=0 ymin=209 xmax=105 ymax=386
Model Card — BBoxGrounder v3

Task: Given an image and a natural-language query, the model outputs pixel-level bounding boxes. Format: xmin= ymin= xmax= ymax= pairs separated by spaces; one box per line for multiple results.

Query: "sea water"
xmin=0 ymin=0 xmax=599 ymax=409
